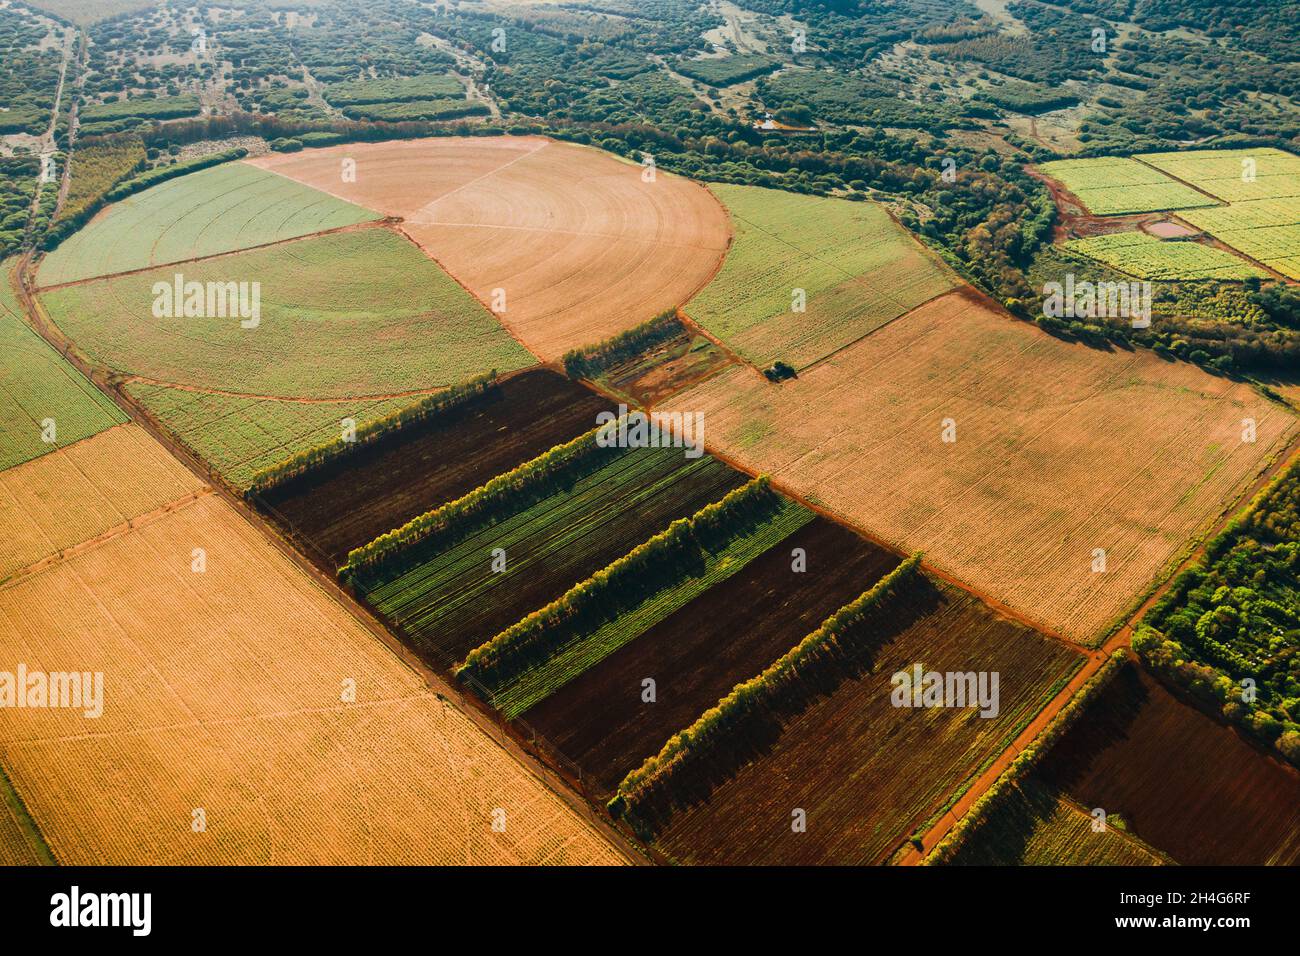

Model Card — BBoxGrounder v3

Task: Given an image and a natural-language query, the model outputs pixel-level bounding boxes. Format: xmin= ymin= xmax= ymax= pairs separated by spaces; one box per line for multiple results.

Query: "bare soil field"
xmin=0 ymin=489 xmax=622 ymax=865
xmin=259 ymin=369 xmax=611 ymax=563
xmin=1036 ymin=663 xmax=1300 ymax=865
xmin=523 ymin=518 xmax=902 ymax=794
xmin=681 ymin=290 xmax=1297 ymax=642
xmin=0 ymin=423 xmax=204 ymax=581
xmin=249 ymin=137 xmax=731 ymax=359
xmin=643 ymin=574 xmax=1082 ymax=864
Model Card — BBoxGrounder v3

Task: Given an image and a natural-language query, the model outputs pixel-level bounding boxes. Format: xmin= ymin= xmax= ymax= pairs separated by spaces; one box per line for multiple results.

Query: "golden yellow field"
xmin=0 ymin=424 xmax=204 ymax=582
xmin=0 ymin=431 xmax=621 ymax=864
xmin=680 ymin=291 xmax=1297 ymax=641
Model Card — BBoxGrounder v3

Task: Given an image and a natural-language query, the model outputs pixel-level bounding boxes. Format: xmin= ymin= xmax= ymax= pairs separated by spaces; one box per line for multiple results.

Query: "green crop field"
xmin=673 ymin=55 xmax=780 ymax=87
xmin=36 ymin=162 xmax=379 ymax=286
xmin=1180 ymin=196 xmax=1300 ymax=279
xmin=0 ymin=261 xmax=125 ymax=472
xmin=124 ymin=382 xmax=419 ymax=490
xmin=686 ymin=184 xmax=957 ymax=369
xmin=1038 ymin=157 xmax=1218 ymax=215
xmin=480 ymin=499 xmax=813 ymax=719
xmin=322 ymin=73 xmax=465 ymax=105
xmin=39 ymin=228 xmax=534 ymax=398
xmin=1063 ymin=232 xmax=1266 ymax=280
xmin=1136 ymin=148 xmax=1300 ymax=203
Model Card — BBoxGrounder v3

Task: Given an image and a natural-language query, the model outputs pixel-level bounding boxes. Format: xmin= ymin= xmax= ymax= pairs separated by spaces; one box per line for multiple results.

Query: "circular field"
xmin=250 ymin=136 xmax=733 ymax=359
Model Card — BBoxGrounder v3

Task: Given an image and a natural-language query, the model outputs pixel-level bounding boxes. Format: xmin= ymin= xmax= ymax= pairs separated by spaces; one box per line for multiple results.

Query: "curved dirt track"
xmin=249 ymin=136 xmax=732 ymax=359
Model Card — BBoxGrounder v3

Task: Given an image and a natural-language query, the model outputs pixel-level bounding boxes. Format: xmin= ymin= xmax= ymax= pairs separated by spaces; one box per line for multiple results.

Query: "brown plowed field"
xmin=682 ymin=290 xmax=1297 ymax=642
xmin=259 ymin=369 xmax=612 ymax=563
xmin=523 ymin=519 xmax=901 ymax=793
xmin=0 ymin=424 xmax=205 ymax=581
xmin=645 ymin=574 xmax=1083 ymax=864
xmin=1036 ymin=663 xmax=1300 ymax=865
xmin=249 ymin=137 xmax=732 ymax=359
xmin=0 ymin=488 xmax=623 ymax=865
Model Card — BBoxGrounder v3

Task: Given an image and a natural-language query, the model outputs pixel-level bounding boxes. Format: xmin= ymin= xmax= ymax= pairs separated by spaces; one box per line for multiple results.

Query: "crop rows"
xmin=362 ymin=447 xmax=747 ymax=665
xmin=1063 ymin=232 xmax=1266 ymax=280
xmin=1039 ymin=157 xmax=1217 ymax=214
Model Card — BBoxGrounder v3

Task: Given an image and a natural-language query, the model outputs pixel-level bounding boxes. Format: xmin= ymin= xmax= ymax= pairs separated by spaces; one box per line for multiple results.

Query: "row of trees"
xmin=456 ymin=477 xmax=782 ymax=690
xmin=249 ymin=372 xmax=497 ymax=499
xmin=609 ymin=552 xmax=923 ymax=831
xmin=339 ymin=420 xmax=617 ymax=586
xmin=561 ymin=310 xmax=682 ymax=379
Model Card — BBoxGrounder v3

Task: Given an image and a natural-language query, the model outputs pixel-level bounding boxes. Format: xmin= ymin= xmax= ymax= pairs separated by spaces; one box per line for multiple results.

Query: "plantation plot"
xmin=1136 ymin=148 xmax=1300 ymax=204
xmin=250 ymin=136 xmax=732 ymax=359
xmin=1037 ymin=664 xmax=1300 ymax=865
xmin=39 ymin=228 xmax=532 ymax=399
xmin=681 ymin=291 xmax=1297 ymax=642
xmin=636 ymin=574 xmax=1082 ymax=865
xmin=260 ymin=370 xmax=612 ymax=562
xmin=686 ymin=185 xmax=958 ymax=369
xmin=1037 ymin=157 xmax=1217 ymax=215
xmin=1178 ymin=199 xmax=1300 ymax=280
xmin=938 ymin=776 xmax=1169 ymax=866
xmin=0 ymin=494 xmax=623 ymax=865
xmin=37 ymin=162 xmax=378 ymax=286
xmin=125 ymin=383 xmax=423 ymax=491
xmin=1063 ymin=232 xmax=1266 ymax=280
xmin=0 ymin=424 xmax=203 ymax=581
xmin=0 ymin=263 xmax=124 ymax=471
xmin=524 ymin=518 xmax=902 ymax=793
xmin=362 ymin=449 xmax=747 ymax=667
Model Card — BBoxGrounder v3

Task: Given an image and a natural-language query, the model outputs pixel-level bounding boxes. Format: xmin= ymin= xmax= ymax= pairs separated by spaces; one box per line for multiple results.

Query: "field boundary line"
xmin=33 ymin=218 xmax=395 ymax=292
xmin=0 ymin=488 xmax=211 ymax=590
xmin=117 ymin=373 xmax=456 ymax=405
xmin=10 ymin=253 xmax=646 ymax=867
xmin=411 ymin=138 xmax=551 ymax=218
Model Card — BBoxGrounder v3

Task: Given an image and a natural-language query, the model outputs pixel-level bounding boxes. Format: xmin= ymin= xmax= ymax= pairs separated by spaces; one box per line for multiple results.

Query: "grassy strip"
xmin=608 ymin=552 xmax=923 ymax=821
xmin=922 ymin=649 xmax=1128 ymax=865
xmin=339 ymin=415 xmax=616 ymax=584
xmin=249 ymin=372 xmax=497 ymax=501
xmin=456 ymin=476 xmax=783 ymax=689
xmin=561 ymin=310 xmax=681 ymax=379
xmin=490 ymin=500 xmax=813 ymax=719
xmin=0 ymin=763 xmax=55 ymax=865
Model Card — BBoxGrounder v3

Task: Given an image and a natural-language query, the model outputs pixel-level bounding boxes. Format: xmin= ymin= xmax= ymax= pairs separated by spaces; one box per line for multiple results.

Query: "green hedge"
xmin=456 ymin=477 xmax=781 ymax=689
xmin=249 ymin=372 xmax=498 ymax=500
xmin=561 ymin=309 xmax=682 ymax=379
xmin=101 ymin=147 xmax=248 ymax=203
xmin=339 ymin=418 xmax=617 ymax=585
xmin=608 ymin=551 xmax=923 ymax=821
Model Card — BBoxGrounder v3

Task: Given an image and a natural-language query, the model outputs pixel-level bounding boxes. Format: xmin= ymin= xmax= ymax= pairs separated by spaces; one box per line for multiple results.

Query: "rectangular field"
xmin=685 ymin=184 xmax=957 ymax=369
xmin=1136 ymin=147 xmax=1300 ymax=203
xmin=1062 ymin=232 xmax=1266 ymax=280
xmin=1036 ymin=663 xmax=1300 ymax=865
xmin=362 ymin=448 xmax=747 ymax=667
xmin=0 ymin=465 xmax=623 ymax=864
xmin=680 ymin=290 xmax=1297 ymax=642
xmin=259 ymin=369 xmax=612 ymax=562
xmin=37 ymin=162 xmax=379 ymax=286
xmin=0 ymin=423 xmax=204 ymax=581
xmin=1037 ymin=157 xmax=1218 ymax=215
xmin=522 ymin=518 xmax=902 ymax=793
xmin=1 ymin=261 xmax=125 ymax=470
xmin=641 ymin=574 xmax=1083 ymax=864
